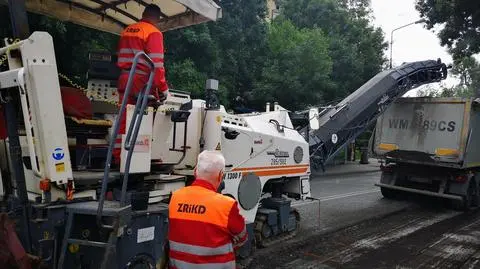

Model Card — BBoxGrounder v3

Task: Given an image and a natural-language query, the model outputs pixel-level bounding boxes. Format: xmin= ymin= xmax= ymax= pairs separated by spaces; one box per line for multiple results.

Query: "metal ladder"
xmin=57 ymin=52 xmax=157 ymax=269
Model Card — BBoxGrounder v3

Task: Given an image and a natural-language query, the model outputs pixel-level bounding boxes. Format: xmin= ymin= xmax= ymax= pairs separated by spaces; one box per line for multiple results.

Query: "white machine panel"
xmin=21 ymin=32 xmax=73 ymax=184
xmin=203 ymin=110 xmax=223 ymax=152
xmin=121 ymin=104 xmax=153 ymax=173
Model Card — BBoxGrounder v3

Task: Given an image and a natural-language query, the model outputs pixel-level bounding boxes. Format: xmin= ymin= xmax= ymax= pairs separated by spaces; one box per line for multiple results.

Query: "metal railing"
xmin=96 ymin=52 xmax=156 ymax=227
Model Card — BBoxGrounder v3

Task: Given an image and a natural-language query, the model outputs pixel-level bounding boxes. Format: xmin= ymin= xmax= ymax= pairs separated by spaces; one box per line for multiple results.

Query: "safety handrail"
xmin=96 ymin=51 xmax=155 ymax=227
xmin=119 ymin=63 xmax=156 ymax=206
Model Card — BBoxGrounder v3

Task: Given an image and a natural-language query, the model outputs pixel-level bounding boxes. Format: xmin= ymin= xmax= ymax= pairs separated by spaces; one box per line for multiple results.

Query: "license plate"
xmin=410 ymin=177 xmax=431 ymax=183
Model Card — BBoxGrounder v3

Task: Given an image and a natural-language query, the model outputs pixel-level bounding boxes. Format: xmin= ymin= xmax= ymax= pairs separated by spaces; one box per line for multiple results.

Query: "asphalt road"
xmin=248 ymin=171 xmax=480 ymax=269
xmin=311 ymin=171 xmax=412 ymax=233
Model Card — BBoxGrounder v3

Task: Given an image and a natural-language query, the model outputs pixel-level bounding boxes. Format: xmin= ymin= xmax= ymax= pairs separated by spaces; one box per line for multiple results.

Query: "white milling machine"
xmin=0 ymin=31 xmax=319 ymax=268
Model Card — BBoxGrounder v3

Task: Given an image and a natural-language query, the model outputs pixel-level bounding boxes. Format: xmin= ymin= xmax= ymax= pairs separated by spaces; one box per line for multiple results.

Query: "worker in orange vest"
xmin=113 ymin=4 xmax=169 ymax=165
xmin=168 ymin=150 xmax=248 ymax=269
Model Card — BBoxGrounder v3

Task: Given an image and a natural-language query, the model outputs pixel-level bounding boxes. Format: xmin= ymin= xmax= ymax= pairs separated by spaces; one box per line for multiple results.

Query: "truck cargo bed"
xmin=373 ymin=97 xmax=480 ymax=169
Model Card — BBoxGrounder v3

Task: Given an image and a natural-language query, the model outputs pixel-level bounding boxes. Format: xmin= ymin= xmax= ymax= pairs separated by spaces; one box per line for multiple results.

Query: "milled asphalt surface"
xmin=249 ymin=204 xmax=480 ymax=269
xmin=247 ymin=159 xmax=480 ymax=268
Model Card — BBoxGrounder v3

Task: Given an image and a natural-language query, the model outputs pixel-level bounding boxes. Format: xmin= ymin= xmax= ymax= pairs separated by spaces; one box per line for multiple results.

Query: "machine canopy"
xmin=0 ymin=0 xmax=222 ymax=34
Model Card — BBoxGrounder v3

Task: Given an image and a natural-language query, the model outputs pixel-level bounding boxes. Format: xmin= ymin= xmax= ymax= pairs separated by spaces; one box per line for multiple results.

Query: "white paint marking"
xmin=320 ymin=189 xmax=380 ymax=201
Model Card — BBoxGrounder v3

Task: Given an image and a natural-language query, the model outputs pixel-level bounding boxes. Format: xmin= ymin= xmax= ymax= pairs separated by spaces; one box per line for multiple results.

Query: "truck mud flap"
xmin=375 ymin=183 xmax=463 ymax=201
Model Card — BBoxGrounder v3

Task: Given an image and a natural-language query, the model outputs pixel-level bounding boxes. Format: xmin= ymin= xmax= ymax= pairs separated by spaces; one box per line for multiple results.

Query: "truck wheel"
xmin=452 ymin=180 xmax=478 ymax=211
xmin=381 ymin=187 xmax=398 ymax=200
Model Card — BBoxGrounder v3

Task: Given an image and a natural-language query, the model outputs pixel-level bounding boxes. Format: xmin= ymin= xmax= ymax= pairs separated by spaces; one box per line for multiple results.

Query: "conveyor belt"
xmin=305 ymin=59 xmax=448 ymax=170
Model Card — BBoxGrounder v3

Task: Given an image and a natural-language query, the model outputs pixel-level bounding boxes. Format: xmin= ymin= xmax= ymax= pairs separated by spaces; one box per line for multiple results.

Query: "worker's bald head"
xmin=194 ymin=150 xmax=225 ymax=189
xmin=142 ymin=4 xmax=162 ymax=24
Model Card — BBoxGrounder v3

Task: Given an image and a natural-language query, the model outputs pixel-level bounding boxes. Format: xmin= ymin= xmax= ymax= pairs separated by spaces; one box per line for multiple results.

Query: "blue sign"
xmin=52 ymin=148 xmax=65 ymax=161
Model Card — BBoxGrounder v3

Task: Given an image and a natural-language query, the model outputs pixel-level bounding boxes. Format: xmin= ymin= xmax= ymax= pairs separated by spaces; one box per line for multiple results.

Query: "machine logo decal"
xmin=254 ymin=139 xmax=263 ymax=144
xmin=177 ymin=203 xmax=207 ymax=214
xmin=52 ymin=148 xmax=65 ymax=161
xmin=267 ymin=149 xmax=289 ymax=158
xmin=294 ymin=146 xmax=303 ymax=164
xmin=331 ymin=134 xmax=338 ymax=144
xmin=133 ymin=135 xmax=150 ymax=152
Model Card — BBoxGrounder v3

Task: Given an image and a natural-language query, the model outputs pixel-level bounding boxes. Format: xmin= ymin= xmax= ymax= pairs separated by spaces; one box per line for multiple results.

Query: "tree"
xmin=278 ymin=0 xmax=388 ymax=103
xmin=164 ymin=0 xmax=269 ymax=108
xmin=415 ymin=0 xmax=480 ymax=60
xmin=254 ymin=20 xmax=333 ymax=110
xmin=451 ymin=57 xmax=480 ymax=89
xmin=416 ymin=84 xmax=440 ymax=97
xmin=339 ymin=0 xmax=372 ymax=19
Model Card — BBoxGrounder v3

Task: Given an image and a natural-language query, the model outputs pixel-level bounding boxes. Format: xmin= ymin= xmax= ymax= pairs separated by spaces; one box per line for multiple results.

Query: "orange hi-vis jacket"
xmin=168 ymin=179 xmax=248 ymax=269
xmin=117 ymin=19 xmax=168 ymax=93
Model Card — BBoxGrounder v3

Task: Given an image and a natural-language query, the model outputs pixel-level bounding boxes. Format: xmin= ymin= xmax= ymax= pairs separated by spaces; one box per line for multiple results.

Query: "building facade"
xmin=266 ymin=0 xmax=280 ymax=21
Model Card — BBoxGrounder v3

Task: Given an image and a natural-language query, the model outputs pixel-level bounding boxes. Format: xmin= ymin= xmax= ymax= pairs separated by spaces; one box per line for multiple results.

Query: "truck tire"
xmin=381 ymin=187 xmax=399 ymax=200
xmin=452 ymin=180 xmax=478 ymax=211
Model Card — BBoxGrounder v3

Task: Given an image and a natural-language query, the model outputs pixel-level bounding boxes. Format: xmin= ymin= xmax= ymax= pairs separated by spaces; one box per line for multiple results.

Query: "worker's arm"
xmin=227 ymin=201 xmax=248 ymax=250
xmin=145 ymin=31 xmax=169 ymax=96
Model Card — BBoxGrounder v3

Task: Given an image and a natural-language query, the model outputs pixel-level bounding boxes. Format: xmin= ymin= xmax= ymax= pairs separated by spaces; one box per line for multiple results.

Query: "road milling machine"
xmin=0 ymin=1 xmax=450 ymax=269
xmin=0 ymin=31 xmax=318 ymax=268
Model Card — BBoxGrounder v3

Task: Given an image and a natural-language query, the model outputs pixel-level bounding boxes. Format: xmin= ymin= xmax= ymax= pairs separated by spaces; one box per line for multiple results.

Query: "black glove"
xmin=159 ymin=89 xmax=169 ymax=103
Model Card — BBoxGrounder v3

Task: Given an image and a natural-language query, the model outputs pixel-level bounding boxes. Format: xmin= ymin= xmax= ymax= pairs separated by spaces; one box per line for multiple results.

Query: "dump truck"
xmin=373 ymin=97 xmax=480 ymax=209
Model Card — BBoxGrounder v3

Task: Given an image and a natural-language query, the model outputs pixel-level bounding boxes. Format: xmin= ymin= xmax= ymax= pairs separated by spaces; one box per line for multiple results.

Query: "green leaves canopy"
xmin=415 ymin=0 xmax=480 ymax=60
xmin=253 ymin=20 xmax=332 ymax=110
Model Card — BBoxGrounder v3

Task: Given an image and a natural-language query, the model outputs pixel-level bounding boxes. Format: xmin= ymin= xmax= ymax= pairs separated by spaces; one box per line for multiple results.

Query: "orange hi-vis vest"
xmin=168 ymin=179 xmax=248 ymax=269
xmin=117 ymin=19 xmax=168 ymax=92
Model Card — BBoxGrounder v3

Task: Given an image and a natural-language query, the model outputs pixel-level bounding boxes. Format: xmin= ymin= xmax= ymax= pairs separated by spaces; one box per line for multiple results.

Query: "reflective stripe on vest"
xmin=170 ymin=259 xmax=235 ymax=269
xmin=121 ymin=69 xmax=149 ymax=76
xmin=169 ymin=240 xmax=233 ymax=256
xmin=233 ymin=225 xmax=247 ymax=244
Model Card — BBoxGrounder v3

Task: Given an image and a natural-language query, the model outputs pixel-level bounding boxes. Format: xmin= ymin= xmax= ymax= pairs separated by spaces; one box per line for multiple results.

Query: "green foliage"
xmin=415 ymin=0 xmax=480 ymax=60
xmin=254 ymin=19 xmax=332 ymax=110
xmin=278 ymin=0 xmax=388 ymax=101
xmin=164 ymin=0 xmax=268 ymax=109
xmin=166 ymin=59 xmax=207 ymax=97
xmin=451 ymin=57 xmax=480 ymax=89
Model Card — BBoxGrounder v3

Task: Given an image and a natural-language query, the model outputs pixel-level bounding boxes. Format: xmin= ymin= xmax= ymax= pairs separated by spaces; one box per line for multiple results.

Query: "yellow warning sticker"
xmin=216 ymin=115 xmax=222 ymax=123
xmin=55 ymin=162 xmax=65 ymax=173
xmin=215 ymin=142 xmax=221 ymax=150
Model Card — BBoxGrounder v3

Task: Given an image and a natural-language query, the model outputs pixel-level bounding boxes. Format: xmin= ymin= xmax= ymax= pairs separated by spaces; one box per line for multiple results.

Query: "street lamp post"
xmin=389 ymin=19 xmax=426 ymax=69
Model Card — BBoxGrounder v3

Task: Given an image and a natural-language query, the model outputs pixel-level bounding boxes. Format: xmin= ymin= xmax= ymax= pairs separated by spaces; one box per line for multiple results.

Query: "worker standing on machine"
xmin=113 ymin=4 xmax=169 ymax=165
xmin=167 ymin=151 xmax=248 ymax=269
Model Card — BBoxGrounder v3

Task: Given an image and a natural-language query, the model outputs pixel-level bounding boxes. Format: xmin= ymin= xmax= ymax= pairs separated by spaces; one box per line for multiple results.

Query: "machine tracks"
xmin=254 ymin=210 xmax=300 ymax=249
xmin=248 ymin=206 xmax=480 ymax=269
